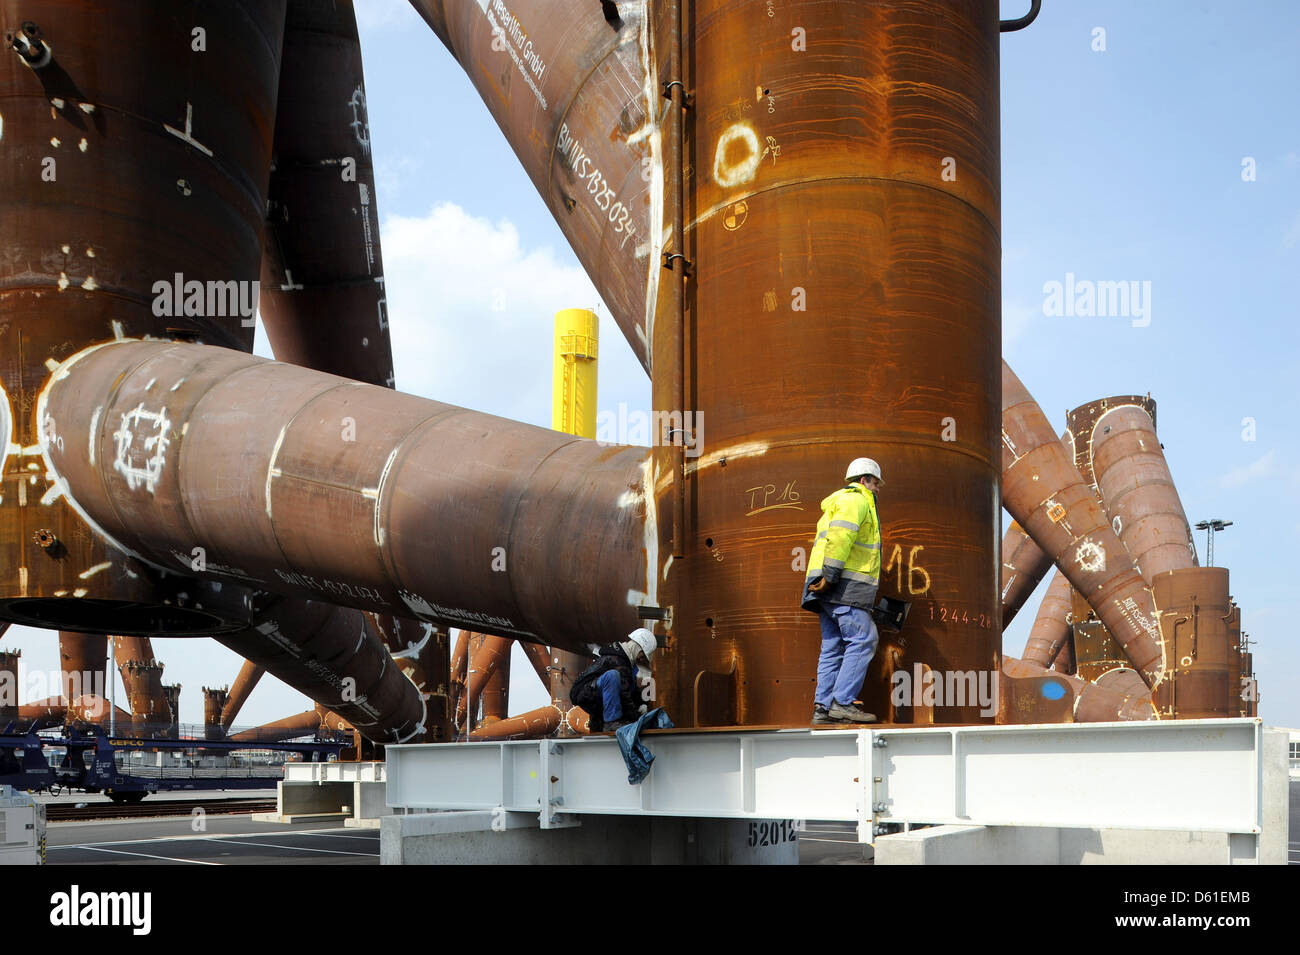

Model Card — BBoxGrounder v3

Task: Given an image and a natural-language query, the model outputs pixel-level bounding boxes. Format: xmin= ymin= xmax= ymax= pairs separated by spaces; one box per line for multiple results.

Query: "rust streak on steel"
xmin=1001 ymin=361 xmax=1164 ymax=688
xmin=1082 ymin=401 xmax=1198 ymax=586
xmin=41 ymin=340 xmax=651 ymax=655
xmin=1000 ymin=520 xmax=1053 ymax=630
xmin=259 ymin=0 xmax=395 ymax=389
xmin=1022 ymin=569 xmax=1072 ymax=667
xmin=220 ymin=660 xmax=265 ymax=731
xmin=469 ymin=704 xmax=562 ymax=741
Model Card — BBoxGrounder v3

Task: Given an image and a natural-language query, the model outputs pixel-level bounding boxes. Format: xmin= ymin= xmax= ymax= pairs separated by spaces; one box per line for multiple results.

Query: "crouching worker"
xmin=570 ymin=628 xmax=657 ymax=732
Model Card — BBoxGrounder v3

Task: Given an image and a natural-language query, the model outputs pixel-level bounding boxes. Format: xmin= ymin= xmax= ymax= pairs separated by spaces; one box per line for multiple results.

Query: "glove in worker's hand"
xmin=808 ymin=577 xmax=829 ymax=594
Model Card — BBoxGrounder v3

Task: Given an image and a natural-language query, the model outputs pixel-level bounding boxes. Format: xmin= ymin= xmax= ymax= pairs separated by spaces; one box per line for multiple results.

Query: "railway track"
xmin=46 ymin=798 xmax=276 ymax=822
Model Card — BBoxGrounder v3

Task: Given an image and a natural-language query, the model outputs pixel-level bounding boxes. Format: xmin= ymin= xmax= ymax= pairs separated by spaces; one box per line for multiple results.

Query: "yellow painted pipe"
xmin=552 ymin=308 xmax=599 ymax=438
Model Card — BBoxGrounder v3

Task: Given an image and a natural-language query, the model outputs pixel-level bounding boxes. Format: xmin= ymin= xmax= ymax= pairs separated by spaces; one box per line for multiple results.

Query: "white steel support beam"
xmin=385 ymin=719 xmax=1283 ymax=852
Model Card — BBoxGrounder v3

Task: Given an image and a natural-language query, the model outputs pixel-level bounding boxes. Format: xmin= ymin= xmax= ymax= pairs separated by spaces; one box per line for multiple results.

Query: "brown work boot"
xmin=828 ymin=702 xmax=877 ymax=724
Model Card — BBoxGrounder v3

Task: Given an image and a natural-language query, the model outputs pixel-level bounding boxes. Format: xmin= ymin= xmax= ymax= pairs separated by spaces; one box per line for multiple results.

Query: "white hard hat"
xmin=845 ymin=457 xmax=883 ymax=484
xmin=626 ymin=628 xmax=657 ymax=662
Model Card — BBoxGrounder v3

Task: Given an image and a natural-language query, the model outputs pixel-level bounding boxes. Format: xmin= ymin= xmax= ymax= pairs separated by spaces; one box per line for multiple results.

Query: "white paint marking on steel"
xmin=264 ymin=424 xmax=288 ymax=519
xmin=370 ymin=446 xmax=399 ymax=548
xmin=163 ymin=102 xmax=213 ymax=157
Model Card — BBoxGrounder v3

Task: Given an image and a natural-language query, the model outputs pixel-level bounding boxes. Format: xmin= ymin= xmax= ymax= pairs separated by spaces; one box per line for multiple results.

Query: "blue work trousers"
xmin=597 ymin=669 xmax=623 ymax=723
xmin=814 ymin=602 xmax=879 ymax=709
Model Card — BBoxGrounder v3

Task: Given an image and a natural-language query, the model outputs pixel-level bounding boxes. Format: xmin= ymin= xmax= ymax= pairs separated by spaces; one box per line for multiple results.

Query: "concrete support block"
xmin=875 ymin=825 xmax=1060 ymax=865
xmin=381 ymin=813 xmax=799 ymax=865
xmin=278 ymin=779 xmax=351 ymax=816
xmin=1259 ymin=728 xmax=1289 ymax=865
xmin=354 ymin=780 xmax=390 ymax=821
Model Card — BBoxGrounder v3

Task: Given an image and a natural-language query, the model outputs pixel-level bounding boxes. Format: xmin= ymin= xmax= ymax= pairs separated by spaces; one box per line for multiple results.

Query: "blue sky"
xmin=7 ymin=1 xmax=1296 ymax=730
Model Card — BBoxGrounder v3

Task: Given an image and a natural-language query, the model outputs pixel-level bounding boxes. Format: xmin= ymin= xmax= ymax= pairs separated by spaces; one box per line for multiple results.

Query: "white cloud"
xmin=1218 ymin=449 xmax=1276 ymax=489
xmin=381 ymin=202 xmax=647 ymax=426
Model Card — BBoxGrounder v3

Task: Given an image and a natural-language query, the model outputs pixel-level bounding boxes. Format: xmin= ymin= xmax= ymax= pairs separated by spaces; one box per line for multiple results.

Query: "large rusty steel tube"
xmin=40 ymin=339 xmax=651 ymax=653
xmin=0 ymin=649 xmax=19 ymax=726
xmin=1022 ymin=569 xmax=1072 ymax=668
xmin=1049 ymin=631 xmax=1076 ymax=675
xmin=1002 ymin=656 xmax=1152 ymax=722
xmin=161 ymin=683 xmax=181 ymax=737
xmin=229 ymin=708 xmax=319 ymax=744
xmin=1001 ymin=361 xmax=1164 ymax=687
xmin=1000 ymin=520 xmax=1053 ymax=630
xmin=480 ymin=639 xmax=511 ymax=724
xmin=457 ymin=633 xmax=512 ymax=728
xmin=259 ymin=0 xmax=396 ymax=389
xmin=518 ymin=640 xmax=551 ymax=687
xmin=1151 ymin=567 xmax=1233 ymax=719
xmin=654 ymin=0 xmax=1004 ymax=725
xmin=469 ymin=704 xmax=561 ymax=741
xmin=114 ymin=637 xmax=171 ymax=736
xmin=415 ymin=1 xmax=1004 ymax=728
xmin=59 ymin=631 xmax=107 ymax=717
xmin=1086 ymin=404 xmax=1197 ymax=585
xmin=220 ymin=660 xmax=265 ymax=731
xmin=214 ymin=595 xmax=426 ymax=744
xmin=202 ymin=686 xmax=229 ymax=740
xmin=409 ymin=0 xmax=660 ymax=370
xmin=113 ymin=635 xmax=171 ymax=724
xmin=1066 ymin=395 xmax=1152 ymax=488
xmin=0 ymin=1 xmax=286 ymax=635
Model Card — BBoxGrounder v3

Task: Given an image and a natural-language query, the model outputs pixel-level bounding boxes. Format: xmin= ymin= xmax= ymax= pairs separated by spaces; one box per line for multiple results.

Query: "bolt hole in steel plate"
xmin=0 ymin=598 xmax=240 ymax=636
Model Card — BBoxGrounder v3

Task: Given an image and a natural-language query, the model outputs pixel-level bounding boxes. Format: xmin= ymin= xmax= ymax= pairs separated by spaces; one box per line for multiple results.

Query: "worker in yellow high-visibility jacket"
xmin=800 ymin=457 xmax=884 ymax=724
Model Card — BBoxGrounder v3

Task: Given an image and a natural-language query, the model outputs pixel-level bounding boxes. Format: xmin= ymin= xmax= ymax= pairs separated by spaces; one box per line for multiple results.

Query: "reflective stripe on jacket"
xmin=801 ymin=483 xmax=881 ymax=611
